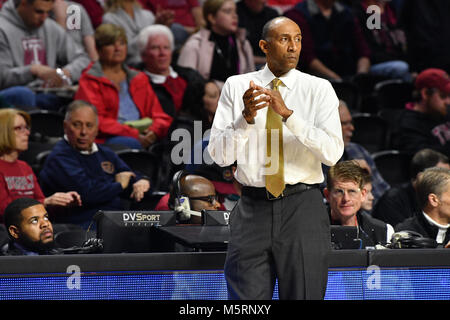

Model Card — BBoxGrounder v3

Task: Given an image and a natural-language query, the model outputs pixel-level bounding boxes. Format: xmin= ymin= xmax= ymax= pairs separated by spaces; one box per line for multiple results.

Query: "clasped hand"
xmin=242 ymin=81 xmax=292 ymax=124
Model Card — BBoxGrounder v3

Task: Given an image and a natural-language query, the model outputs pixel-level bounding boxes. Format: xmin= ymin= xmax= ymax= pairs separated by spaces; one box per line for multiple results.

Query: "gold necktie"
xmin=265 ymin=78 xmax=285 ymax=197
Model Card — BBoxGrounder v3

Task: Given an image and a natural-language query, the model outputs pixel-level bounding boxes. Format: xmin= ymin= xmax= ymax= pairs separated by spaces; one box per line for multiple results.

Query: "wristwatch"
xmin=56 ymin=68 xmax=72 ymax=86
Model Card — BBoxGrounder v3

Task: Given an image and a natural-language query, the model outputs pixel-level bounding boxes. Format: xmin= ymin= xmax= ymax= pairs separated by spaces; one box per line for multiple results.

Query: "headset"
xmin=170 ymin=170 xmax=202 ymax=222
xmin=388 ymin=230 xmax=438 ymax=249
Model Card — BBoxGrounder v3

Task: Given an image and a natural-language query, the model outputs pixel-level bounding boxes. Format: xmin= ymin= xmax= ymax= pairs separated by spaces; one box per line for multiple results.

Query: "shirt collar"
xmin=64 ymin=135 xmax=98 ymax=155
xmin=145 ymin=66 xmax=178 ymax=84
xmin=422 ymin=211 xmax=450 ymax=230
xmin=259 ymin=64 xmax=297 ymax=90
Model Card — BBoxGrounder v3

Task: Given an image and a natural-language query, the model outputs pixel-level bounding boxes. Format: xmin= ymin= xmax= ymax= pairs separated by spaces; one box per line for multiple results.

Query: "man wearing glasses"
xmin=323 ymin=160 xmax=394 ymax=248
xmin=162 ymin=174 xmax=221 ymax=224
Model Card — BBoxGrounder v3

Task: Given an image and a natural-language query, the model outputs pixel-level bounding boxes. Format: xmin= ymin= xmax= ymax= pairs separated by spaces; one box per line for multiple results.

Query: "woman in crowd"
xmin=75 ymin=24 xmax=172 ymax=150
xmin=102 ymin=0 xmax=157 ymax=66
xmin=177 ymin=0 xmax=255 ymax=85
xmin=0 ymin=108 xmax=81 ymax=221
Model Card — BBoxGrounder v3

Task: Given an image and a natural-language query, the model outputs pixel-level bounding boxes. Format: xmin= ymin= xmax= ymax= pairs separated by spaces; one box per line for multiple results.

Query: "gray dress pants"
xmin=224 ymin=187 xmax=330 ymax=300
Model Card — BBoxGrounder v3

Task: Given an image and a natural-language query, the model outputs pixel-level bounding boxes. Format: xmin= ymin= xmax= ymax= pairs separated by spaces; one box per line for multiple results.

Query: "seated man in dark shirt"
xmin=398 ymin=68 xmax=450 ymax=157
xmin=324 ymin=160 xmax=394 ymax=248
xmin=1 ymin=198 xmax=57 ymax=255
xmin=39 ymin=100 xmax=151 ymax=229
xmin=395 ymin=167 xmax=450 ymax=248
xmin=373 ymin=148 xmax=450 ymax=227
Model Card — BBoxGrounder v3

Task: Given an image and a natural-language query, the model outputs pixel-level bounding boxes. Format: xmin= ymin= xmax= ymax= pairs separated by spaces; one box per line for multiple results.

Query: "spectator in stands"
xmin=138 ymin=0 xmax=205 ymax=48
xmin=353 ymin=0 xmax=411 ymax=81
xmin=284 ymin=0 xmax=371 ymax=81
xmin=102 ymin=0 xmax=175 ymax=66
xmin=75 ymin=24 xmax=172 ymax=150
xmin=155 ymin=172 xmax=221 ymax=224
xmin=324 ymin=160 xmax=394 ymax=248
xmin=52 ymin=0 xmax=98 ymax=61
xmin=72 ymin=0 xmax=104 ymax=29
xmin=373 ymin=148 xmax=450 ymax=227
xmin=0 ymin=108 xmax=81 ymax=222
xmin=137 ymin=24 xmax=206 ymax=120
xmin=395 ymin=167 xmax=450 ymax=248
xmin=39 ymin=100 xmax=151 ymax=228
xmin=401 ymin=0 xmax=450 ymax=74
xmin=323 ymin=100 xmax=390 ymax=205
xmin=177 ymin=0 xmax=255 ymax=85
xmin=236 ymin=0 xmax=279 ymax=68
xmin=0 ymin=0 xmax=90 ymax=110
xmin=361 ymin=170 xmax=374 ymax=215
xmin=398 ymin=68 xmax=450 ymax=157
xmin=1 ymin=198 xmax=57 ymax=255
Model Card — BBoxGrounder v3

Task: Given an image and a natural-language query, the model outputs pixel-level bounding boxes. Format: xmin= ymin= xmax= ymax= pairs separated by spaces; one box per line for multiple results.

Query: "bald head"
xmin=261 ymin=16 xmax=298 ymax=41
xmin=259 ymin=17 xmax=302 ymax=77
xmin=181 ymin=175 xmax=216 ymax=197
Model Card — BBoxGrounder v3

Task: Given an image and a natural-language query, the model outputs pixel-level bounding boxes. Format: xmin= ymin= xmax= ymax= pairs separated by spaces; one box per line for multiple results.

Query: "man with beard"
xmin=1 ymin=197 xmax=58 ymax=255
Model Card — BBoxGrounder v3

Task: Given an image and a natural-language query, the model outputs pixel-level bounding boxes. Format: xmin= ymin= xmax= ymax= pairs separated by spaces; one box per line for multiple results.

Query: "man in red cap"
xmin=398 ymin=68 xmax=450 ymax=157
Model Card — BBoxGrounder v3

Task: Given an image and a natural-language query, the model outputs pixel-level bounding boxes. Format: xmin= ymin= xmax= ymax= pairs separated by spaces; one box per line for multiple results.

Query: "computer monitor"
xmin=330 ymin=225 xmax=362 ymax=250
xmin=94 ymin=210 xmax=177 ymax=253
xmin=202 ymin=210 xmax=230 ymax=226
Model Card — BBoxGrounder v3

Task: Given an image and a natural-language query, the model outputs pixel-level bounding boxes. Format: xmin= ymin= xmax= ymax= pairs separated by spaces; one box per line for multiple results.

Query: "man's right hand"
xmin=242 ymin=81 xmax=270 ymax=124
xmin=30 ymin=64 xmax=64 ymax=88
xmin=115 ymin=171 xmax=136 ymax=190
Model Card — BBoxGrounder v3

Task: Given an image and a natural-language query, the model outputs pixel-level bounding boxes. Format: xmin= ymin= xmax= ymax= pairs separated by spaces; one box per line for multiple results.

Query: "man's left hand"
xmin=265 ymin=88 xmax=293 ymax=120
xmin=131 ymin=179 xmax=150 ymax=202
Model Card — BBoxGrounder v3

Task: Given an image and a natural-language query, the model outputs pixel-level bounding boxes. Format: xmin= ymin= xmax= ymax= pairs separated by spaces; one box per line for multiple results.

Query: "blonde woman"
xmin=0 ymin=109 xmax=81 ymax=221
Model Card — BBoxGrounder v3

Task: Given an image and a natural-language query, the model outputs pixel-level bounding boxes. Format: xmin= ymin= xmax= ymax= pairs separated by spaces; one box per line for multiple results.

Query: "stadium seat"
xmin=331 ymin=80 xmax=360 ymax=111
xmin=374 ymin=79 xmax=414 ymax=110
xmin=28 ymin=109 xmax=65 ymax=143
xmin=351 ymin=113 xmax=389 ymax=153
xmin=372 ymin=150 xmax=412 ymax=186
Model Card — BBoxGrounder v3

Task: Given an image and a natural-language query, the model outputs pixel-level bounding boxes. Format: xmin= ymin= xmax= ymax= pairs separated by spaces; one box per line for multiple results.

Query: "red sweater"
xmin=75 ymin=62 xmax=173 ymax=143
xmin=0 ymin=159 xmax=45 ymax=220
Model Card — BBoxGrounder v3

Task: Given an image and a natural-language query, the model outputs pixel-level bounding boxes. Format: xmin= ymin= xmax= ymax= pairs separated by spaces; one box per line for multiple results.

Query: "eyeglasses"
xmin=14 ymin=125 xmax=31 ymax=133
xmin=330 ymin=188 xmax=361 ymax=199
xmin=189 ymin=194 xmax=219 ymax=205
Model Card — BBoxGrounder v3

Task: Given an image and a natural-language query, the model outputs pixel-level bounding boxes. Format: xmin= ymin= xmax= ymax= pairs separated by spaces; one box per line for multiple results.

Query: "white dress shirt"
xmin=208 ymin=65 xmax=344 ymax=187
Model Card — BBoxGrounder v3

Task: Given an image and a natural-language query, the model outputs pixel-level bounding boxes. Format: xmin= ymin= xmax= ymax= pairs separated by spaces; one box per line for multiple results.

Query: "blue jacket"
xmin=39 ymin=139 xmax=141 ymax=225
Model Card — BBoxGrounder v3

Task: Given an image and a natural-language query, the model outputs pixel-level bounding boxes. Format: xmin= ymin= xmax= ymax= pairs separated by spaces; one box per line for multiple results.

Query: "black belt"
xmin=242 ymin=182 xmax=319 ymax=200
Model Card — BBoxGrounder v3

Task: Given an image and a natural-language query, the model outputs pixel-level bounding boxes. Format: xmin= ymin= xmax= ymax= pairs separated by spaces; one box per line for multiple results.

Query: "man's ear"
xmin=8 ymin=225 xmax=20 ymax=240
xmin=428 ymin=193 xmax=440 ymax=208
xmin=323 ymin=187 xmax=330 ymax=202
xmin=259 ymin=39 xmax=268 ymax=55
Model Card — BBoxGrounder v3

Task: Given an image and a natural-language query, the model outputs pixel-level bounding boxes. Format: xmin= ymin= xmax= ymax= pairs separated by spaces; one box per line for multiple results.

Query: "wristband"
xmin=56 ymin=68 xmax=72 ymax=86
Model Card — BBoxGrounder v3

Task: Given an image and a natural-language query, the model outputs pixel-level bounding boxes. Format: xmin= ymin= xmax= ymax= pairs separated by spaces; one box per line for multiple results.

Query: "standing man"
xmin=208 ymin=17 xmax=343 ymax=300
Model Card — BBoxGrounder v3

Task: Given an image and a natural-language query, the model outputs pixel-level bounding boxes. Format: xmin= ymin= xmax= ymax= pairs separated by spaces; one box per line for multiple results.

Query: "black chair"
xmin=372 ymin=150 xmax=412 ymax=187
xmin=377 ymin=108 xmax=406 ymax=149
xmin=374 ymin=79 xmax=414 ymax=110
xmin=28 ymin=109 xmax=65 ymax=143
xmin=351 ymin=113 xmax=389 ymax=153
xmin=351 ymin=73 xmax=390 ymax=113
xmin=116 ymin=148 xmax=159 ymax=185
xmin=331 ymin=80 xmax=360 ymax=111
